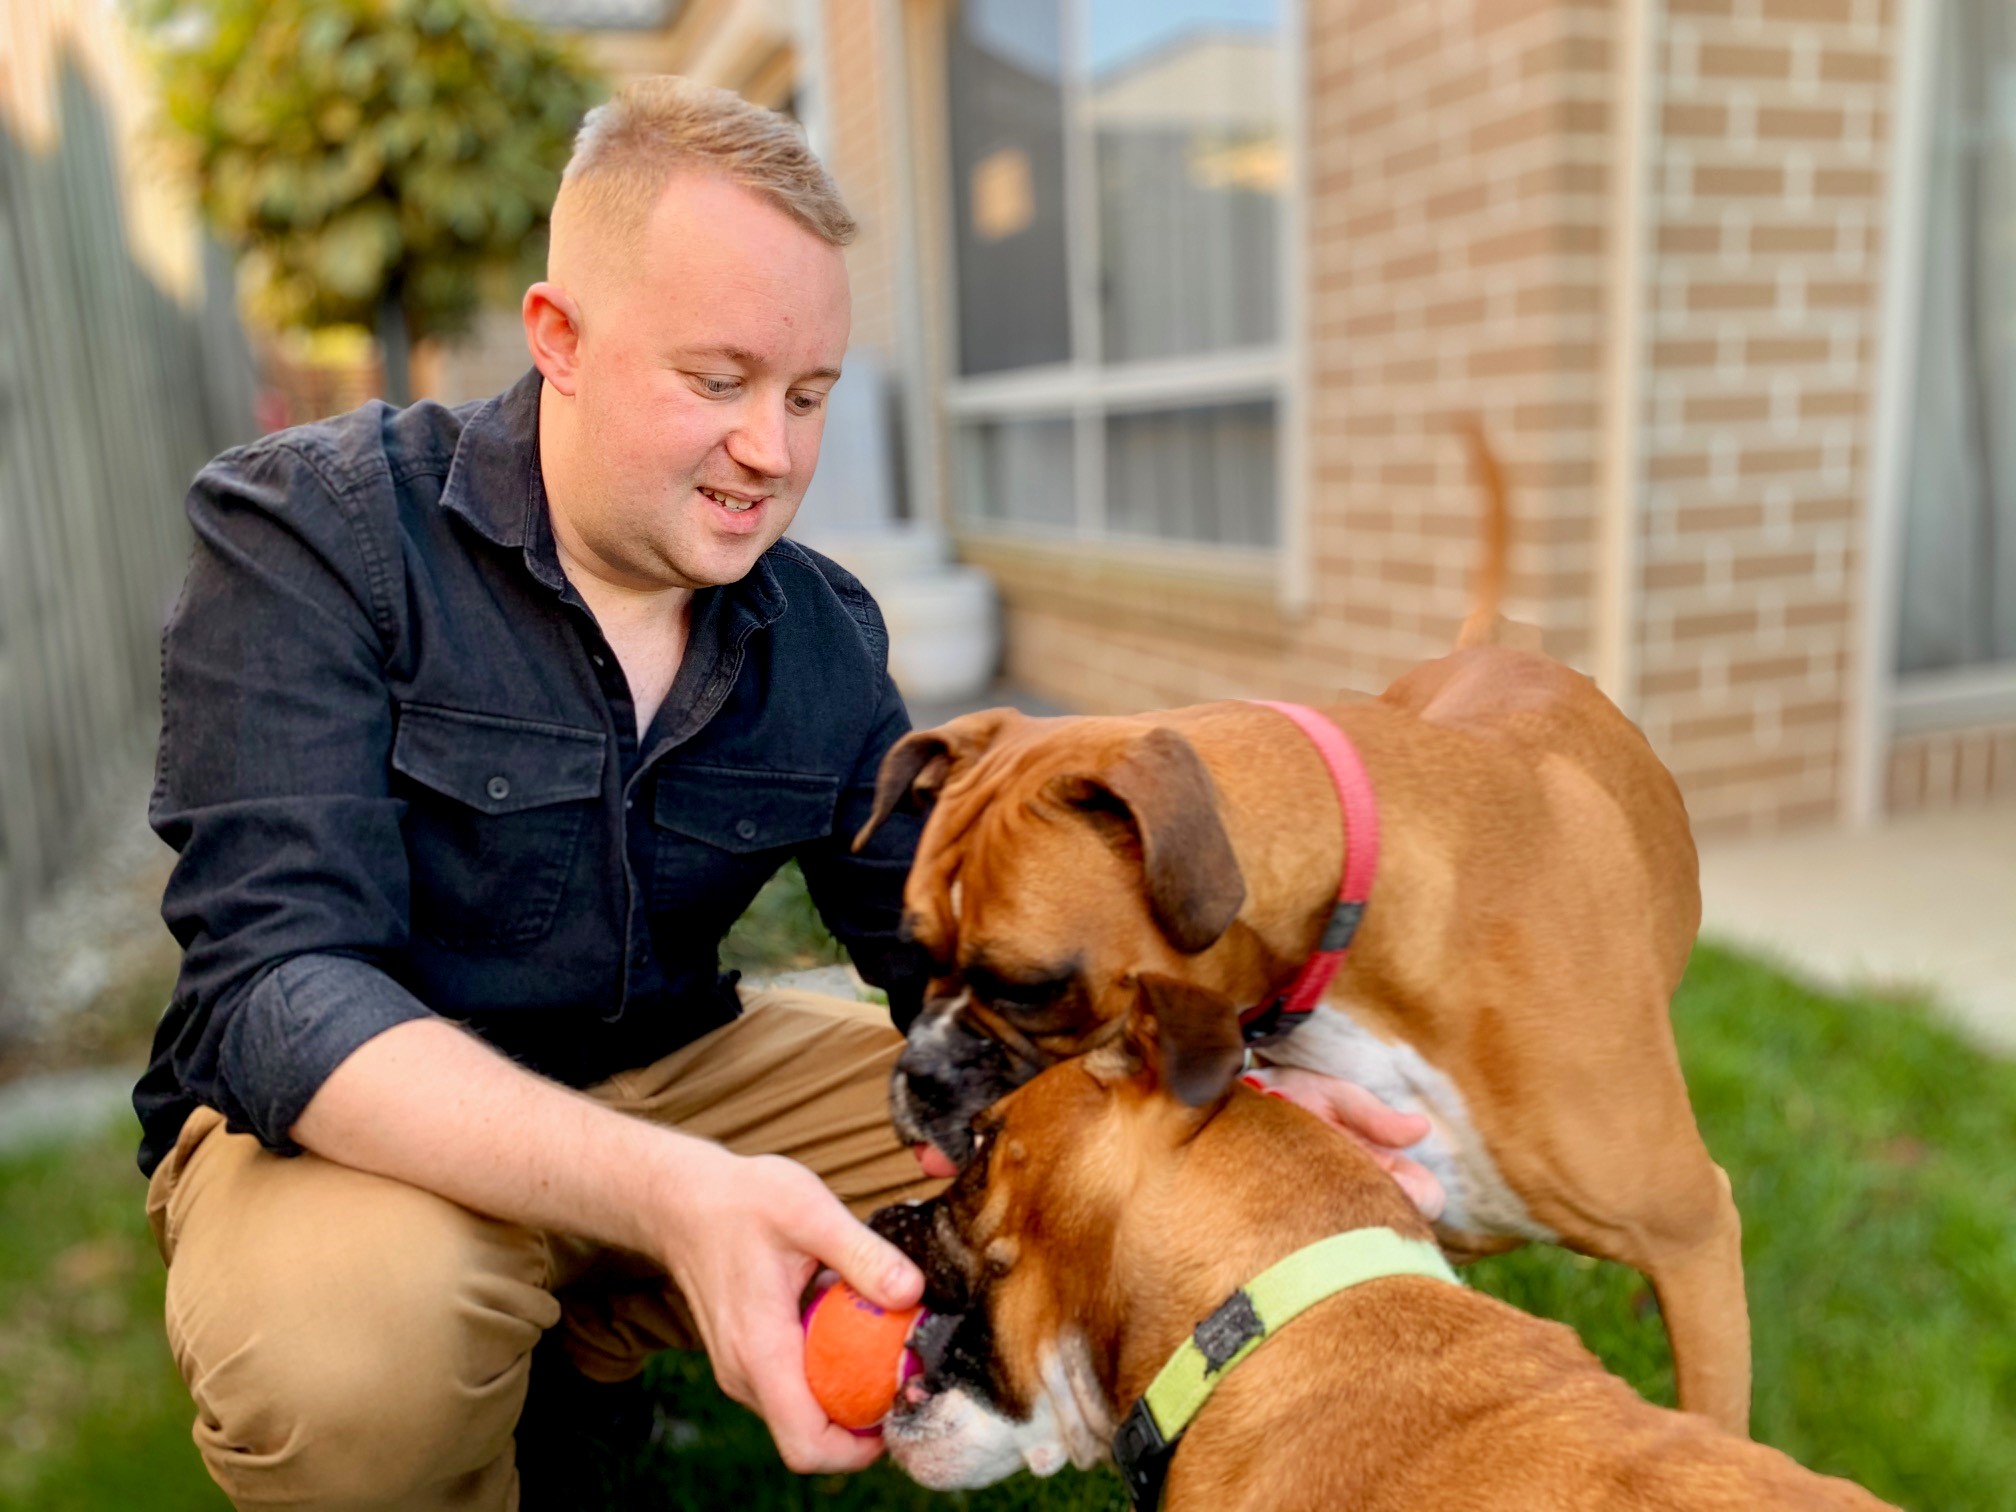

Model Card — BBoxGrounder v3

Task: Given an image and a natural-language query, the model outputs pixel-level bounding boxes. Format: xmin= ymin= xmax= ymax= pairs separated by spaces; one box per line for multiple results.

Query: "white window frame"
xmin=1854 ymin=0 xmax=2016 ymax=820
xmin=936 ymin=0 xmax=1309 ymax=611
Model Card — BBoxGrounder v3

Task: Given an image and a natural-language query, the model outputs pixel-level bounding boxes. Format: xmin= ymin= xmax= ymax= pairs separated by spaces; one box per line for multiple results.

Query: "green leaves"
xmin=145 ymin=0 xmax=604 ymax=343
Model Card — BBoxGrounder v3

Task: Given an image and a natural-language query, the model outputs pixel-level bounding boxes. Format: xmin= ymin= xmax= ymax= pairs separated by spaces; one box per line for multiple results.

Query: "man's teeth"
xmin=701 ymin=487 xmax=755 ymax=513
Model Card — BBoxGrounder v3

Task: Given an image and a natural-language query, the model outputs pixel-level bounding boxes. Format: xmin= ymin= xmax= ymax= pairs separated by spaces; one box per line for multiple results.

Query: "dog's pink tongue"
xmin=912 ymin=1144 xmax=958 ymax=1179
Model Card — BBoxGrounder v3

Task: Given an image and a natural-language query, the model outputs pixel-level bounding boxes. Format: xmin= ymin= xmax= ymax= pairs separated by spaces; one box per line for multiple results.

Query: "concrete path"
xmin=0 ymin=1066 xmax=136 ymax=1159
xmin=1697 ymin=801 xmax=2016 ymax=1055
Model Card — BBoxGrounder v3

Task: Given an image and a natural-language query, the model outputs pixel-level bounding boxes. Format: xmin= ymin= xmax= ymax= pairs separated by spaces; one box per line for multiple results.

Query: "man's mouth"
xmin=700 ymin=485 xmax=762 ymax=514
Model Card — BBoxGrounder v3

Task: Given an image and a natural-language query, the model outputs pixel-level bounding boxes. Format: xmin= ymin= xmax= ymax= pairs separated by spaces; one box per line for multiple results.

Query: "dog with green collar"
xmin=870 ymin=977 xmax=1896 ymax=1512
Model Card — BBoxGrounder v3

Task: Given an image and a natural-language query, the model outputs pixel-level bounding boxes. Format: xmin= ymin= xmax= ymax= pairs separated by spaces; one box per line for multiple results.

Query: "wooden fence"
xmin=0 ymin=58 xmax=256 ymax=960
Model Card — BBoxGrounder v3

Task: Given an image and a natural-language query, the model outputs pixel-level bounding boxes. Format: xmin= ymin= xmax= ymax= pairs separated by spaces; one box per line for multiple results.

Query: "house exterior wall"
xmin=849 ymin=0 xmax=1959 ymax=835
xmin=820 ymin=0 xmax=902 ymax=359
xmin=1887 ymin=723 xmax=2016 ymax=813
xmin=1630 ymin=0 xmax=1896 ymax=831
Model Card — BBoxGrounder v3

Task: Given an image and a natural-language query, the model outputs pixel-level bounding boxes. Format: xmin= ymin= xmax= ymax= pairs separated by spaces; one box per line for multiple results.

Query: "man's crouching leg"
xmin=147 ymin=1107 xmax=561 ymax=1512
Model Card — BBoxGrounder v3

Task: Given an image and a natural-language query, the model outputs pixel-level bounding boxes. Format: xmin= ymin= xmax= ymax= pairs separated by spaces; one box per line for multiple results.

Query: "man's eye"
xmin=790 ymin=391 xmax=826 ymax=414
xmin=694 ymin=375 xmax=738 ymax=396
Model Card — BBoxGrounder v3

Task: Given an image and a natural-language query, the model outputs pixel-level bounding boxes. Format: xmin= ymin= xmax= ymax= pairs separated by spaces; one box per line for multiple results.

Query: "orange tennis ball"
xmin=802 ymin=1280 xmax=925 ymax=1432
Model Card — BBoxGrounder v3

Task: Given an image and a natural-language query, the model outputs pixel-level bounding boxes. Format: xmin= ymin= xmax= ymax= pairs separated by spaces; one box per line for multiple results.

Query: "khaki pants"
xmin=144 ymin=988 xmax=938 ymax=1512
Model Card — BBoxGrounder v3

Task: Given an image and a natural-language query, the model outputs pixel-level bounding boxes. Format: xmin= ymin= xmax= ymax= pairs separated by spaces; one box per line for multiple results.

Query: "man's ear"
xmin=523 ymin=281 xmax=584 ymax=394
xmin=1128 ymin=974 xmax=1245 ymax=1109
xmin=853 ymin=707 xmax=1022 ymax=851
xmin=1050 ymin=727 xmax=1246 ymax=953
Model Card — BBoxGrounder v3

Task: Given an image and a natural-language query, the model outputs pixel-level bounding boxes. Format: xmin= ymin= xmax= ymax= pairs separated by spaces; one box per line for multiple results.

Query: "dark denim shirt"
xmin=136 ymin=369 xmax=925 ymax=1176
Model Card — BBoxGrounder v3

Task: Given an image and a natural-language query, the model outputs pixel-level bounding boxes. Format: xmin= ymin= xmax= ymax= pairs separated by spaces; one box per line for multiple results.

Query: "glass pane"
xmin=1896 ymin=0 xmax=2016 ymax=675
xmin=958 ymin=416 xmax=1077 ymax=528
xmin=947 ymin=0 xmax=1074 ymax=375
xmin=1091 ymin=0 xmax=1284 ymax=363
xmin=1104 ymin=400 xmax=1275 ymax=546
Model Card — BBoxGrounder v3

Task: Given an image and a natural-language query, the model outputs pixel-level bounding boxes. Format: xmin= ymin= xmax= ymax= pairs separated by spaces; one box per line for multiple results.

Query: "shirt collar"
xmin=440 ymin=367 xmax=545 ymax=552
xmin=438 ymin=367 xmax=790 ymax=632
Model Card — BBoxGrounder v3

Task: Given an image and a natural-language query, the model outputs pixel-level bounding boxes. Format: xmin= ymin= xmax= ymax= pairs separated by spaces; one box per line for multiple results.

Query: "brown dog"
xmin=872 ymin=979 xmax=1890 ymax=1511
xmin=857 ymin=434 xmax=1749 ymax=1432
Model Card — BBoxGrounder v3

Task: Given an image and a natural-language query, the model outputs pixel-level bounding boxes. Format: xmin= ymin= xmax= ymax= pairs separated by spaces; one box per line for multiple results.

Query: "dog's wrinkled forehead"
xmin=905 ymin=746 xmax=1079 ymax=958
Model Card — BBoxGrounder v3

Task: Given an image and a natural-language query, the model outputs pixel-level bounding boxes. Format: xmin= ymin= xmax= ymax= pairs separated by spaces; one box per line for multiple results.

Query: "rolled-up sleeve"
xmin=144 ymin=439 xmax=433 ymax=1159
xmin=799 ymin=667 xmax=930 ymax=1031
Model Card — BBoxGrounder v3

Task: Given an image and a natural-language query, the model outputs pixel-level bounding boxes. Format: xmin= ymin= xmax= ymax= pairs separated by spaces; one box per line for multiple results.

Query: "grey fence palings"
xmin=0 ymin=59 xmax=256 ymax=971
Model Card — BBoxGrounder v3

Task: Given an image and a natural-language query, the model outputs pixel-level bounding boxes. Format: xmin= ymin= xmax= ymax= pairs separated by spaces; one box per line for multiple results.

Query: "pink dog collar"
xmin=1238 ymin=701 xmax=1380 ymax=1044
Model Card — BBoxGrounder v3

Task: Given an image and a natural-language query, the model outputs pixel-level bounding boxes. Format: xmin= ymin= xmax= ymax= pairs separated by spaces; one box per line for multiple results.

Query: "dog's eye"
xmin=969 ymin=967 xmax=1071 ymax=1009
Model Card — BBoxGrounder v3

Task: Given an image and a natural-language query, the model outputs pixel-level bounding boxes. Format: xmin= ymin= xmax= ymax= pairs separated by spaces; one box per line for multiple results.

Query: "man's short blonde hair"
xmin=556 ymin=75 xmax=857 ymax=250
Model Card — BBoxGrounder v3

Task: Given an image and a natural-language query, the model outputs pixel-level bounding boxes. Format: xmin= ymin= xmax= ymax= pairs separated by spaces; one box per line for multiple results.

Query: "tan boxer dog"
xmin=856 ymin=433 xmax=1749 ymax=1432
xmin=870 ymin=978 xmax=1890 ymax=1511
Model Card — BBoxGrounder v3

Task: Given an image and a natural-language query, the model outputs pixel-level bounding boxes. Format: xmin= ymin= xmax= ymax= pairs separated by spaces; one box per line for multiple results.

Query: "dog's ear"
xmin=1128 ymin=973 xmax=1245 ymax=1109
xmin=854 ymin=708 xmax=1021 ymax=851
xmin=1052 ymin=727 xmax=1246 ymax=953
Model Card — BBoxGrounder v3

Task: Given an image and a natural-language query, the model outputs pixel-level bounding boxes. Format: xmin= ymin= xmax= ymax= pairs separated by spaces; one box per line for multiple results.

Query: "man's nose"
xmin=725 ymin=398 xmax=792 ymax=479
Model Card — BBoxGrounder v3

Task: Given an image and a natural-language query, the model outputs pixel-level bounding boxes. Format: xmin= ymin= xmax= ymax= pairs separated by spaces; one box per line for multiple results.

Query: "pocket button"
xmin=486 ymin=775 xmax=512 ymax=802
xmin=735 ymin=818 xmax=758 ymax=841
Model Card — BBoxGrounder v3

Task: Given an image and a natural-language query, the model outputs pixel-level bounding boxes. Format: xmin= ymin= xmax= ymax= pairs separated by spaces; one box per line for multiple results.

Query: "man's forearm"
xmin=289 ymin=1017 xmax=723 ymax=1262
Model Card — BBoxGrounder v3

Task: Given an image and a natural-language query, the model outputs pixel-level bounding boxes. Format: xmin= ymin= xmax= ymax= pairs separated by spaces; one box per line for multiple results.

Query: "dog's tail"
xmin=1455 ymin=417 xmax=1513 ymax=651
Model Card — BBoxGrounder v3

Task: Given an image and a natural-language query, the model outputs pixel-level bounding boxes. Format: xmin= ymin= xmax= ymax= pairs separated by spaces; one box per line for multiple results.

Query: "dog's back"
xmin=1156 ymin=1094 xmax=1893 ymax=1512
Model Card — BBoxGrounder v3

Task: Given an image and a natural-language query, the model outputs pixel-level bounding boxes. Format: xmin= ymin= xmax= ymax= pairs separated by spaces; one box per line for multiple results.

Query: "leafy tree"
xmin=145 ymin=0 xmax=603 ymax=402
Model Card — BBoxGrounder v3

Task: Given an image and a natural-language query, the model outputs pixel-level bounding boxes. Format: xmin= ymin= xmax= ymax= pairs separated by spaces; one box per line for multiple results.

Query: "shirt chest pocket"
xmin=651 ymin=765 xmax=839 ymax=888
xmin=392 ymin=704 xmax=607 ymax=949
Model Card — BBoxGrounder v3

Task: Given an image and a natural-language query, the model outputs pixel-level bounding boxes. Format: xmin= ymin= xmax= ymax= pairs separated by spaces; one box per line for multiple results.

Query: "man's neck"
xmin=552 ymin=531 xmax=695 ymax=740
xmin=540 ymin=397 xmax=697 ymax=737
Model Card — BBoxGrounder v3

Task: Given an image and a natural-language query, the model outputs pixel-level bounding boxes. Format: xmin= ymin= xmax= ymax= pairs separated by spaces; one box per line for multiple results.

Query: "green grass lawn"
xmin=2 ymin=869 xmax=2010 ymax=1510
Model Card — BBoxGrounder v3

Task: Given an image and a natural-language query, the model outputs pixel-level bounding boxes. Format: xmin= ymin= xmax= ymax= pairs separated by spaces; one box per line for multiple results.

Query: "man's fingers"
xmin=753 ymin=1346 xmax=887 ymax=1467
xmin=793 ymin=1190 xmax=924 ymax=1312
xmin=1324 ymin=1079 xmax=1432 ymax=1149
xmin=746 ymin=1322 xmax=887 ymax=1473
xmin=1406 ymin=1169 xmax=1448 ymax=1221
xmin=1389 ymin=1158 xmax=1448 ymax=1221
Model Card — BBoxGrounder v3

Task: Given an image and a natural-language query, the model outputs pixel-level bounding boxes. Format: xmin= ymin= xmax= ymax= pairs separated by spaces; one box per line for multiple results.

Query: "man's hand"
xmin=1243 ymin=1066 xmax=1447 ymax=1221
xmin=659 ymin=1145 xmax=924 ymax=1474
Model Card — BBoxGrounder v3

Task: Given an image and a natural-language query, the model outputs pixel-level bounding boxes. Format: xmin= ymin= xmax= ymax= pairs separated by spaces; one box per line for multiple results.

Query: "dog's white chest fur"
xmin=1261 ymin=998 xmax=1556 ymax=1243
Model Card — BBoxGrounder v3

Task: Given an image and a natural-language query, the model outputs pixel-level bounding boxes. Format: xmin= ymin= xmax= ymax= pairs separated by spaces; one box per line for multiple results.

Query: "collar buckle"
xmin=1113 ymin=1399 xmax=1175 ymax=1512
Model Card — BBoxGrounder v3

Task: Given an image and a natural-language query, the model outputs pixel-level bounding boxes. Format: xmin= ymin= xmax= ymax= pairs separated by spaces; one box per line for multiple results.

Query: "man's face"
xmin=549 ymin=173 xmax=850 ymax=592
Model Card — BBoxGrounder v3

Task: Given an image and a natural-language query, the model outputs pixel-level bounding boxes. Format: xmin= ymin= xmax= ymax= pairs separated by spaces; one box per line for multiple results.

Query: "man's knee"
xmin=188 ymin=1317 xmax=516 ymax=1507
xmin=161 ymin=1135 xmax=558 ymax=1508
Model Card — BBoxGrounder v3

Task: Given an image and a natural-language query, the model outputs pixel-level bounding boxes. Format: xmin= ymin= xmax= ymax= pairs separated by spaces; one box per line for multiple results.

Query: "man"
xmin=139 ymin=76 xmax=1438 ymax=1510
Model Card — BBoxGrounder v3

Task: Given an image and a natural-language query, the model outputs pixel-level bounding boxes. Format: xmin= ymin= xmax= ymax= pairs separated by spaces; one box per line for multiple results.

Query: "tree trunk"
xmin=375 ymin=288 xmax=411 ymax=408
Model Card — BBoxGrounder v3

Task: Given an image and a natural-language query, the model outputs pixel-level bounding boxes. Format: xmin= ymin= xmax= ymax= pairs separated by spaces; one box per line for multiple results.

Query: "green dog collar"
xmin=1112 ymin=1227 xmax=1458 ymax=1510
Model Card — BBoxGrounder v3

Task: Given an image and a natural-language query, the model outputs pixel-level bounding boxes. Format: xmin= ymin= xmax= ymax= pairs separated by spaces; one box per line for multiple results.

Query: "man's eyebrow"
xmin=680 ymin=345 xmax=841 ymax=384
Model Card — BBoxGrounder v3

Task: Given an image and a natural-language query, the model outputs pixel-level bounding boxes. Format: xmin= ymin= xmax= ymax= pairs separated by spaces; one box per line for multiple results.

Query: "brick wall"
xmin=1887 ymin=724 xmax=2016 ymax=814
xmin=821 ymin=0 xmax=900 ymax=359
xmin=1631 ymin=0 xmax=1893 ymax=830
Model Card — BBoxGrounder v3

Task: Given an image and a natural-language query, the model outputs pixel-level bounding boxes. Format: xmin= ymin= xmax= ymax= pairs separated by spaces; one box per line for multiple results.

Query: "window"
xmin=943 ymin=0 xmax=1290 ymax=552
xmin=506 ymin=0 xmax=677 ymax=30
xmin=1896 ymin=0 xmax=2016 ymax=683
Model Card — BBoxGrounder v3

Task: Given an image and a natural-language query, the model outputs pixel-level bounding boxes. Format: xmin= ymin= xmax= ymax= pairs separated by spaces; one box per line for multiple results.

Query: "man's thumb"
xmin=819 ymin=1210 xmax=924 ymax=1313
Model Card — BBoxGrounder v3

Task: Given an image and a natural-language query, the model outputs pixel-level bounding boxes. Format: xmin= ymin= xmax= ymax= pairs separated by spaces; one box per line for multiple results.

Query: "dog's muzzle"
xmin=889 ymin=995 xmax=1041 ymax=1166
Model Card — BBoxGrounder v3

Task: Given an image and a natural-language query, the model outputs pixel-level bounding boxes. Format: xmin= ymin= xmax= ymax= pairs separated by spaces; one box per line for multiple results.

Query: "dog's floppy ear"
xmin=1129 ymin=973 xmax=1246 ymax=1109
xmin=1053 ymin=727 xmax=1246 ymax=953
xmin=854 ymin=708 xmax=1021 ymax=851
